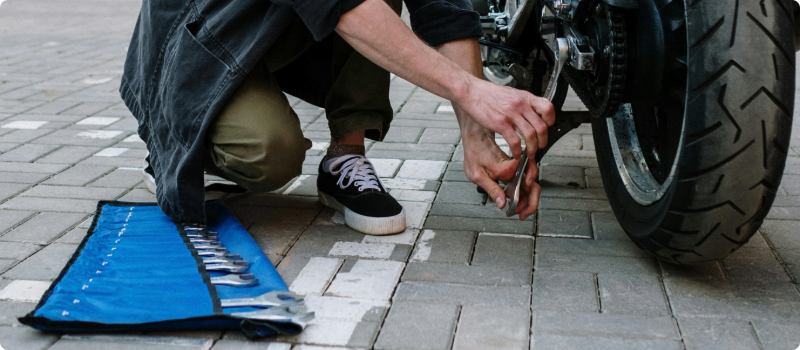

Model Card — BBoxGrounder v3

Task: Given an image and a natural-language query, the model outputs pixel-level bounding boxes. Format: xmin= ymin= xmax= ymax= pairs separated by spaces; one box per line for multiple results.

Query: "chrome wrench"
xmin=221 ymin=291 xmax=303 ymax=308
xmin=231 ymin=305 xmax=315 ymax=326
xmin=202 ymin=255 xmax=243 ymax=265
xmin=210 ymin=273 xmax=259 ymax=287
xmin=205 ymin=260 xmax=250 ymax=273
xmin=504 ymin=37 xmax=569 ymax=217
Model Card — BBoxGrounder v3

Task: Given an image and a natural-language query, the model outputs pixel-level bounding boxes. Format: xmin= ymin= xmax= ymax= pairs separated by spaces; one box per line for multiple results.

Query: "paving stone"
xmin=0 ymin=212 xmax=85 ymax=243
xmin=0 ymin=196 xmax=97 ymax=213
xmin=287 ymin=225 xmax=378 ymax=258
xmin=536 ymin=252 xmax=659 ymax=274
xmin=402 ymin=262 xmax=531 ymax=286
xmin=540 ymin=165 xmax=585 ymax=188
xmin=43 ymin=164 xmax=111 ymax=185
xmin=678 ymin=318 xmax=761 ymax=350
xmin=0 ymin=183 xmax=27 ymax=202
xmin=210 ymin=340 xmax=292 ymax=350
xmin=3 ymin=243 xmax=78 ymax=280
xmin=87 ymin=168 xmax=142 ymax=188
xmin=585 ymin=167 xmax=603 ymax=188
xmin=0 ymin=209 xmax=35 ymax=234
xmin=325 ymin=259 xmax=404 ymax=300
xmin=394 ymin=281 xmax=530 ymax=307
xmin=0 ymin=300 xmax=35 ymax=325
xmin=589 ymin=212 xmax=629 ymax=241
xmin=659 ymin=260 xmax=727 ymax=280
xmin=535 ymin=236 xmax=650 ymax=258
xmin=434 ymin=181 xmax=482 ymax=205
xmin=56 ymin=227 xmax=88 ymax=244
xmin=396 ymin=160 xmax=447 ymax=180
xmin=538 ymin=197 xmax=612 ymax=212
xmin=419 ymin=128 xmax=460 ymax=144
xmin=49 ymin=335 xmax=212 ymax=350
xmin=0 ymin=171 xmax=50 ymax=184
xmin=19 ymin=184 xmax=126 ymax=200
xmin=424 ymin=216 xmax=534 ymax=235
xmin=532 ymin=270 xmax=598 ymax=312
xmin=382 ymin=126 xmax=423 ymax=143
xmin=374 ymin=301 xmax=459 ymax=350
xmin=540 ymin=187 xmax=607 ymax=200
xmin=751 ymin=320 xmax=800 ymax=350
xmin=410 ymin=229 xmax=475 ymax=264
xmin=452 ymin=305 xmax=529 ymax=350
xmin=389 ymin=189 xmax=436 ymax=202
xmin=723 ymin=247 xmax=791 ymax=282
xmin=0 ymin=326 xmax=59 ymax=350
xmin=598 ymin=273 xmax=670 ymax=316
xmin=400 ymin=101 xmax=439 ymax=113
xmin=370 ymin=158 xmax=403 ymax=177
xmin=760 ymin=219 xmax=800 ymax=249
xmin=537 ymin=210 xmax=592 ymax=238
xmin=0 ymin=241 xmax=39 ymax=260
xmin=0 ymin=129 xmax=51 ymax=143
xmin=0 ymin=162 xmax=67 ymax=174
xmin=532 ymin=311 xmax=681 ymax=340
xmin=0 ymin=143 xmax=57 ymax=162
xmin=531 ymin=335 xmax=683 ymax=350
xmin=429 ymin=202 xmax=535 ymax=220
xmin=273 ymin=316 xmax=381 ymax=348
xmin=471 ymin=233 xmax=533 ymax=268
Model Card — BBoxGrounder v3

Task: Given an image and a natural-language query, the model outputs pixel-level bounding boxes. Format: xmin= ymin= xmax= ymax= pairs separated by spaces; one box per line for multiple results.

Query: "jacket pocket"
xmin=156 ymin=16 xmax=233 ymax=149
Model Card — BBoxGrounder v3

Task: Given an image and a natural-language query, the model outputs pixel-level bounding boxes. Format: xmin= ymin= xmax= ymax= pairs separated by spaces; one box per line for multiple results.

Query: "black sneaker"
xmin=317 ymin=155 xmax=406 ymax=235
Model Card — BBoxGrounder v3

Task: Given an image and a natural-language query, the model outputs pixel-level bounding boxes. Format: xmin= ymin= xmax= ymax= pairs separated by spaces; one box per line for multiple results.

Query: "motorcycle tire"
xmin=593 ymin=0 xmax=795 ymax=263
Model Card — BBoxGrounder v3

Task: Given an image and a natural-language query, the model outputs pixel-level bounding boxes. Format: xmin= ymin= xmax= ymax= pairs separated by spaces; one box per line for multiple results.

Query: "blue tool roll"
xmin=19 ymin=200 xmax=307 ymax=338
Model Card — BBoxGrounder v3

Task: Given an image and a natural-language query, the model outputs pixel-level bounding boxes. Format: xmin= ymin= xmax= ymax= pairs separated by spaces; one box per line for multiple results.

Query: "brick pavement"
xmin=2 ymin=0 xmax=800 ymax=349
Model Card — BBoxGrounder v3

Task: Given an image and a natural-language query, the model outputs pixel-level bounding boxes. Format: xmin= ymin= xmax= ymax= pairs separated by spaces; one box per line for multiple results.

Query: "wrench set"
xmin=20 ymin=201 xmax=312 ymax=338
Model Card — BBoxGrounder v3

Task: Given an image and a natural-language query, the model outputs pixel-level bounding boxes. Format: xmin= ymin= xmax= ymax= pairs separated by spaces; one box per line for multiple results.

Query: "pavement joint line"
xmin=479 ymin=232 xmax=535 ymax=239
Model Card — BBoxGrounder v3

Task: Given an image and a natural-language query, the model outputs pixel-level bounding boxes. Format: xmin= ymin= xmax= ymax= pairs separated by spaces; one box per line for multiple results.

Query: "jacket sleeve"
xmin=280 ymin=0 xmax=367 ymax=41
xmin=405 ymin=0 xmax=483 ymax=47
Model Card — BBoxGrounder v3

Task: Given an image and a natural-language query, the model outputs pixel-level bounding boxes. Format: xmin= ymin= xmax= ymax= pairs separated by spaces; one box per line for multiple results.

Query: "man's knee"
xmin=209 ymin=135 xmax=308 ymax=192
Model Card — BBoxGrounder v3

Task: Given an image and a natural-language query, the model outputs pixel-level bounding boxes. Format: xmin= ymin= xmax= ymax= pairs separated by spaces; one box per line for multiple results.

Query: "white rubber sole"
xmin=143 ymin=168 xmax=157 ymax=194
xmin=318 ymin=191 xmax=406 ymax=236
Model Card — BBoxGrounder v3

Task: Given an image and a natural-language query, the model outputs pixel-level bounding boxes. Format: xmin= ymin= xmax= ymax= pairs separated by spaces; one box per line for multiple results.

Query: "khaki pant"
xmin=204 ymin=0 xmax=402 ymax=192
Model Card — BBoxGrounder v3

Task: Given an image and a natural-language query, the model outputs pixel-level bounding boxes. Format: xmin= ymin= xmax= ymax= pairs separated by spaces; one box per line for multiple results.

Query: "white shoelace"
xmin=327 ymin=155 xmax=383 ymax=192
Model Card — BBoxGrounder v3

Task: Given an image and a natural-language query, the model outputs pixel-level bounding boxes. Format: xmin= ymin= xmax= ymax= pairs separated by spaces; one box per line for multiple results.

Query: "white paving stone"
xmin=370 ymin=158 xmax=402 ymax=178
xmin=277 ymin=320 xmax=358 ymax=347
xmin=76 ymin=117 xmax=119 ymax=126
xmin=94 ymin=147 xmax=129 ymax=157
xmin=288 ymin=257 xmax=343 ymax=296
xmin=436 ymin=105 xmax=455 ymax=113
xmin=363 ymin=228 xmax=420 ymax=245
xmin=311 ymin=141 xmax=329 ymax=151
xmin=325 ymin=260 xmax=404 ymax=300
xmin=410 ymin=229 xmax=435 ymax=262
xmin=0 ymin=280 xmax=51 ymax=302
xmin=304 ymin=295 xmax=389 ymax=321
xmin=122 ymin=134 xmax=144 ymax=143
xmin=380 ymin=178 xmax=427 ymax=190
xmin=283 ymin=174 xmax=311 ymax=195
xmin=1 ymin=121 xmax=48 ymax=129
xmin=328 ymin=242 xmax=395 ymax=259
xmin=396 ymin=160 xmax=447 ymax=180
xmin=75 ymin=130 xmax=123 ymax=139
xmin=389 ymin=189 xmax=436 ymax=202
xmin=399 ymin=200 xmax=431 ymax=229
xmin=81 ymin=77 xmax=112 ymax=85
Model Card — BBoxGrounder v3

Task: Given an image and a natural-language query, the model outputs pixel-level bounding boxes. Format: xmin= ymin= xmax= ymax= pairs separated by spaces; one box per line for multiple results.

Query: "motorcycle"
xmin=475 ymin=0 xmax=799 ymax=263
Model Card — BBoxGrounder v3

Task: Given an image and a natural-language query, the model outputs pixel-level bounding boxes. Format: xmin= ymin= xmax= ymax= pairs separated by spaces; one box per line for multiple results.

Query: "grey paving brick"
xmin=751 ymin=320 xmax=800 ymax=350
xmin=117 ymin=188 xmax=157 ymax=202
xmin=0 ymin=241 xmax=40 ymax=260
xmin=0 ymin=143 xmax=57 ymax=162
xmin=210 ymin=340 xmax=291 ymax=350
xmin=19 ymin=185 xmax=125 ymax=200
xmin=540 ymin=187 xmax=607 ymax=200
xmin=383 ymin=126 xmax=423 ymax=143
xmin=402 ymin=262 xmax=531 ymax=286
xmin=0 ymin=161 xmax=67 ymax=173
xmin=532 ymin=335 xmax=683 ymax=350
xmin=400 ymin=101 xmax=439 ymax=113
xmin=0 ymin=183 xmax=27 ymax=202
xmin=598 ymin=273 xmax=670 ymax=316
xmin=0 ymin=129 xmax=51 ymax=143
xmin=659 ymin=260 xmax=727 ymax=280
xmin=538 ymin=198 xmax=612 ymax=212
xmin=43 ymin=164 xmax=112 ymax=186
xmin=539 ymin=155 xmax=599 ymax=168
xmin=0 ymin=300 xmax=35 ymax=326
xmin=394 ymin=281 xmax=531 ymax=307
xmin=723 ymin=247 xmax=790 ymax=282
xmin=0 ymin=171 xmax=50 ymax=184
xmin=535 ymin=237 xmax=649 ymax=258
xmin=0 ymin=196 xmax=97 ymax=213
xmin=536 ymin=252 xmax=659 ymax=274
xmin=0 ymin=259 xmax=14 ymax=273
xmin=532 ymin=270 xmax=598 ymax=312
xmin=35 ymin=145 xmax=102 ymax=164
xmin=0 ymin=212 xmax=85 ymax=243
xmin=424 ymin=216 xmax=534 ymax=235
xmin=0 ymin=326 xmax=59 ymax=350
xmin=585 ymin=167 xmax=603 ymax=188
xmin=765 ymin=207 xmax=800 ymax=220
xmin=49 ymin=335 xmax=212 ymax=350
xmin=540 ymin=165 xmax=585 ymax=188
xmin=56 ymin=227 xmax=88 ymax=244
xmin=537 ymin=210 xmax=592 ymax=238
xmin=79 ymin=155 xmax=143 ymax=168
xmin=0 ymin=210 xmax=35 ymax=234
xmin=3 ymin=243 xmax=78 ymax=280
xmin=678 ymin=318 xmax=761 ymax=350
xmin=760 ymin=219 xmax=800 ymax=249
xmin=590 ymin=212 xmax=628 ymax=240
xmin=367 ymin=149 xmax=453 ymax=161
xmin=471 ymin=233 xmax=533 ymax=268
xmin=452 ymin=305 xmax=530 ymax=350
xmin=410 ymin=229 xmax=476 ymax=264
xmin=429 ymin=202 xmax=534 ymax=221
xmin=532 ymin=311 xmax=681 ymax=340
xmin=434 ymin=182 xmax=485 ymax=205
xmin=87 ymin=168 xmax=142 ymax=188
xmin=374 ymin=301 xmax=459 ymax=350
xmin=419 ymin=128 xmax=461 ymax=144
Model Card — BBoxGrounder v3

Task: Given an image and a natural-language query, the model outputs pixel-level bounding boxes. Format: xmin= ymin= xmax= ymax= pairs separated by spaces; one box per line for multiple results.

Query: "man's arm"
xmin=335 ymin=0 xmax=555 ymax=161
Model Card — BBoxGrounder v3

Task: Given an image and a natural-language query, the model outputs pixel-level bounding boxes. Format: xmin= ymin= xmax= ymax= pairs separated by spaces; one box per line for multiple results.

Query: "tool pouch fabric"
xmin=19 ymin=200 xmax=304 ymax=338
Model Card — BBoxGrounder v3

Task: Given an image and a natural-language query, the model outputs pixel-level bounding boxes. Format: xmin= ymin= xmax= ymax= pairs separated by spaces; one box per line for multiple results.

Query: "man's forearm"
xmin=336 ymin=0 xmax=476 ymax=104
xmin=435 ymin=38 xmax=492 ymax=134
